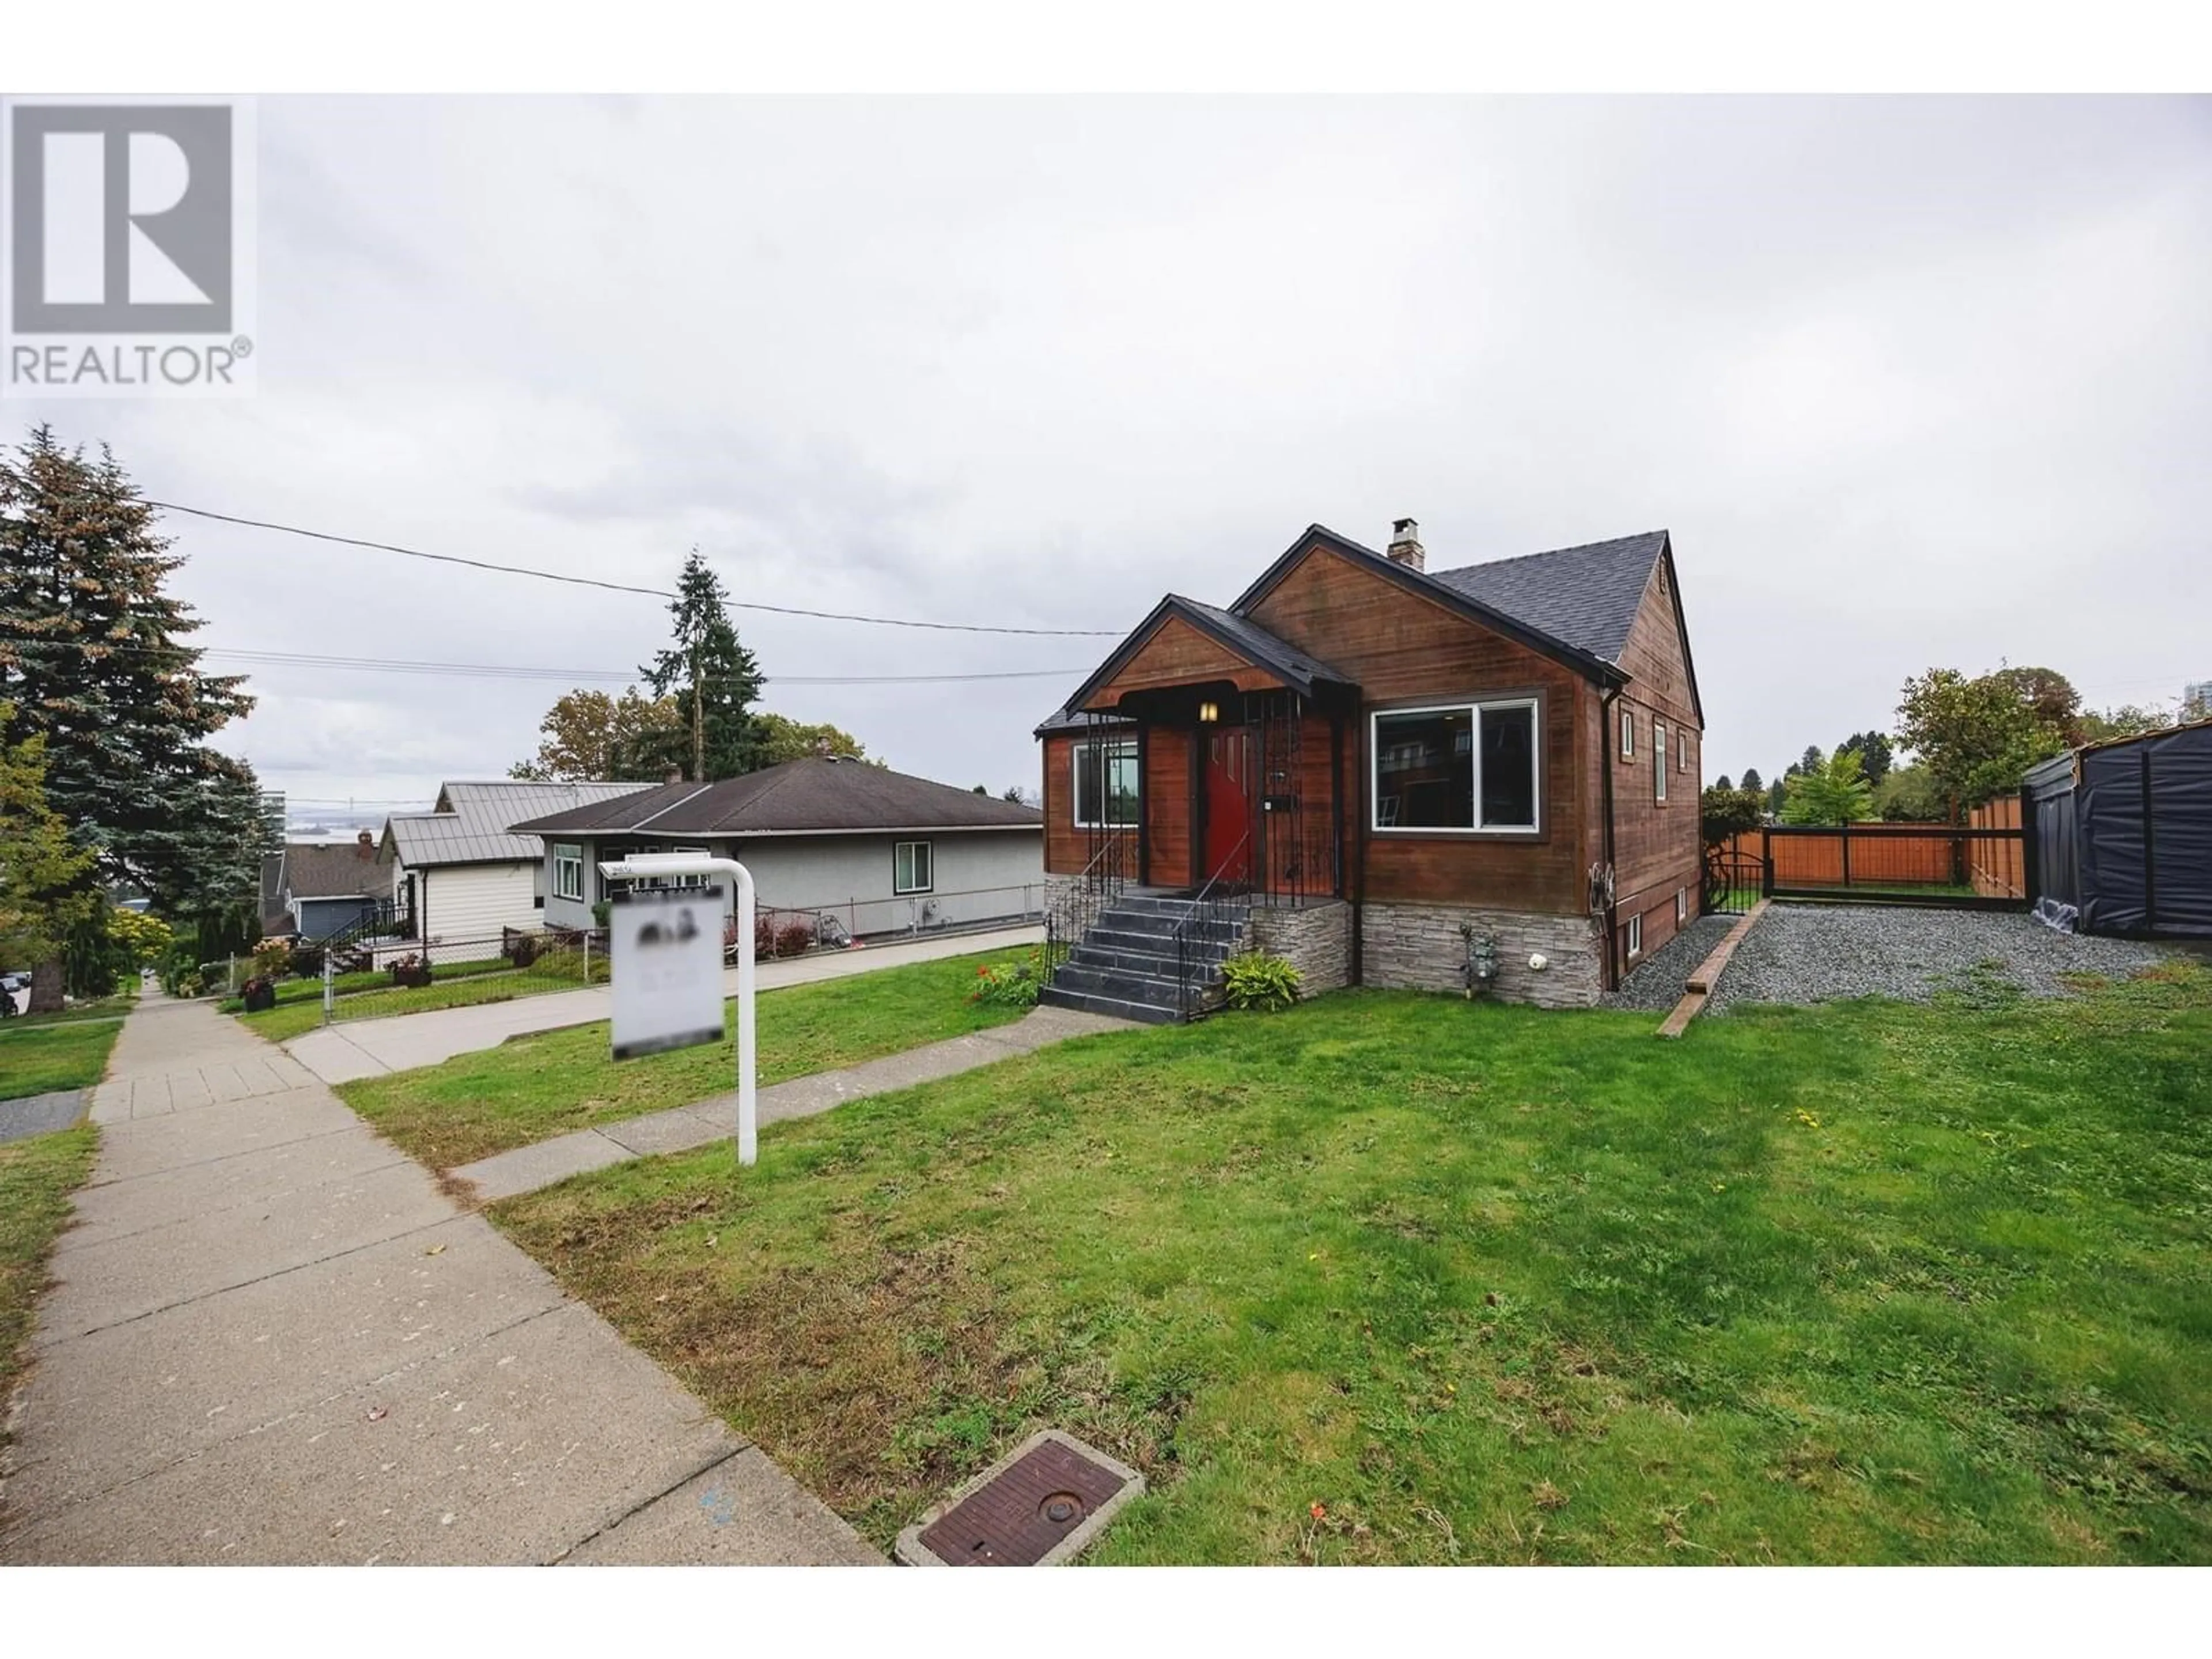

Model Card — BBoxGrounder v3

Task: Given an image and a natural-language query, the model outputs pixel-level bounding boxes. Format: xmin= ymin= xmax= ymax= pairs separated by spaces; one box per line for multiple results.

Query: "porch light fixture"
xmin=1198 ymin=700 xmax=1219 ymax=724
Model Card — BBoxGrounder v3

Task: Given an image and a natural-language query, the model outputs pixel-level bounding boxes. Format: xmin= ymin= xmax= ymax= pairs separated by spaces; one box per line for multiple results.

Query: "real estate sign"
xmin=608 ymin=888 xmax=724 ymax=1060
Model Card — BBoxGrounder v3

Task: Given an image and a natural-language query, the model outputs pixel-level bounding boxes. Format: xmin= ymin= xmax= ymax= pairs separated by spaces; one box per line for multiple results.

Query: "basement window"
xmin=893 ymin=839 xmax=933 ymax=896
xmin=1372 ymin=699 xmax=1537 ymax=834
xmin=1627 ymin=912 xmax=1643 ymax=959
xmin=1677 ymin=888 xmax=1688 ymax=924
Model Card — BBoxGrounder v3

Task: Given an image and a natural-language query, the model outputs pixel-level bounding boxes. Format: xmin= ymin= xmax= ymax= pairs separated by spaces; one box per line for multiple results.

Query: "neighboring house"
xmin=268 ymin=835 xmax=388 ymax=941
xmin=1035 ymin=518 xmax=1703 ymax=1016
xmin=378 ymin=779 xmax=657 ymax=946
xmin=509 ymin=757 xmax=1045 ymax=940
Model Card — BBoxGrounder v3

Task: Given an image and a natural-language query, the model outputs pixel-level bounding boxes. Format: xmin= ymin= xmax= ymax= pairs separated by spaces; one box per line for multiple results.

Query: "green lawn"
xmin=339 ymin=949 xmax=1033 ymax=1171
xmin=492 ymin=962 xmax=2212 ymax=1564
xmin=0 ymin=1017 xmax=123 ymax=1099
xmin=0 ymin=1126 xmax=99 ymax=1456
xmin=237 ymin=965 xmax=587 ymax=1043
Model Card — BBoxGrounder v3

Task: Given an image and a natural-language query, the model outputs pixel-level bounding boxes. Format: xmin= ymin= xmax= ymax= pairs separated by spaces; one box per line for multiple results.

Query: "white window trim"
xmin=1627 ymin=913 xmax=1643 ymax=959
xmin=1620 ymin=708 xmax=1635 ymax=760
xmin=552 ymin=843 xmax=584 ymax=903
xmin=1071 ymin=738 xmax=1141 ymax=831
xmin=1369 ymin=698 xmax=1540 ymax=836
xmin=893 ymin=838 xmax=934 ymax=896
xmin=1654 ymin=721 xmax=1668 ymax=803
xmin=1677 ymin=730 xmax=1691 ymax=774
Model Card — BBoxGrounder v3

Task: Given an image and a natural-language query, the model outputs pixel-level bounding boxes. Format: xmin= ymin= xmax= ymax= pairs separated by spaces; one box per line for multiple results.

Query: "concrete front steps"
xmin=1040 ymin=893 xmax=1249 ymax=1024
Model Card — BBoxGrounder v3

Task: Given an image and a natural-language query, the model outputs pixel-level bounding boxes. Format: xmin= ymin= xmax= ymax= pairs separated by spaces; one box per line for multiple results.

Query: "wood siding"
xmin=1249 ymin=544 xmax=1589 ymax=914
xmin=1041 ymin=732 xmax=1134 ymax=874
xmin=1608 ymin=559 xmax=1704 ymax=963
xmin=1145 ymin=726 xmax=1195 ymax=888
xmin=1084 ymin=615 xmax=1284 ymax=709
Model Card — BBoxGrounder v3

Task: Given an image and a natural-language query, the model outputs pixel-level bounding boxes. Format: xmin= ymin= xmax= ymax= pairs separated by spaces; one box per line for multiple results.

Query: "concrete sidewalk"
xmin=453 ymin=1002 xmax=1135 ymax=1202
xmin=286 ymin=923 xmax=1045 ymax=1085
xmin=0 ymin=988 xmax=879 ymax=1565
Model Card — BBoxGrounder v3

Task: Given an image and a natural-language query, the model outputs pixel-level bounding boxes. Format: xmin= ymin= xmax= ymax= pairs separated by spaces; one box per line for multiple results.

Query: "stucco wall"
xmin=537 ymin=830 xmax=1044 ymax=938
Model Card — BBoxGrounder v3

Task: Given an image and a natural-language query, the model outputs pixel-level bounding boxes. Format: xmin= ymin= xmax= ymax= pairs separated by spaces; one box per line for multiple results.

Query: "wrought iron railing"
xmin=1044 ymin=832 xmax=1131 ymax=977
xmin=1172 ymin=830 xmax=1252 ymax=1021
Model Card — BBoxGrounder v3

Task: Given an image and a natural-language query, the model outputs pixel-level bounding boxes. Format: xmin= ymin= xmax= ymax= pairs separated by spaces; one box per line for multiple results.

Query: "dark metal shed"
xmin=2027 ymin=717 xmax=2212 ymax=938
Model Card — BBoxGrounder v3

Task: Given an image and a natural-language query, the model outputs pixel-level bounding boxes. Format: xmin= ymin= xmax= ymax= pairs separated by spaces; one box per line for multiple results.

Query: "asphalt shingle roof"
xmin=1425 ymin=531 xmax=1668 ymax=667
xmin=279 ymin=842 xmax=386 ymax=900
xmin=1173 ymin=596 xmax=1354 ymax=691
xmin=385 ymin=781 xmax=655 ymax=867
xmin=507 ymin=759 xmax=1044 ymax=837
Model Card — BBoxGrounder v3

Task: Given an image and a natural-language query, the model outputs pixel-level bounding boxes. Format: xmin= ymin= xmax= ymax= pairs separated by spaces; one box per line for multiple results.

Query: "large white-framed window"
xmin=893 ymin=839 xmax=933 ymax=895
xmin=1072 ymin=738 xmax=1141 ymax=830
xmin=552 ymin=843 xmax=585 ymax=902
xmin=1370 ymin=698 xmax=1539 ymax=833
xmin=1654 ymin=721 xmax=1668 ymax=802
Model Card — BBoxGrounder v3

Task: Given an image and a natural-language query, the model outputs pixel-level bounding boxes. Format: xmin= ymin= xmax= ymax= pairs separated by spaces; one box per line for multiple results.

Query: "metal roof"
xmin=384 ymin=780 xmax=656 ymax=868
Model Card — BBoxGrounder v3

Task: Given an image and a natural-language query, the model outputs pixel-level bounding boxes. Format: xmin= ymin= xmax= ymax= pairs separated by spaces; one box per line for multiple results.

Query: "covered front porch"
xmin=1051 ymin=594 xmax=1361 ymax=908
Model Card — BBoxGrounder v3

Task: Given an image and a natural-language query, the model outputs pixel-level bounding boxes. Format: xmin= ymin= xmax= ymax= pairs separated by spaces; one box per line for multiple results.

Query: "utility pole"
xmin=691 ymin=639 xmax=704 ymax=782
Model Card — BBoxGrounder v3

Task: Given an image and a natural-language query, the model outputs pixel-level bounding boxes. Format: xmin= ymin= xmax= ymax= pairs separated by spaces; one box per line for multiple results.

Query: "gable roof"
xmin=1427 ymin=531 xmax=1670 ymax=668
xmin=1051 ymin=592 xmax=1357 ymax=725
xmin=278 ymin=842 xmax=385 ymax=901
xmin=507 ymin=758 xmax=1044 ymax=838
xmin=383 ymin=780 xmax=655 ymax=868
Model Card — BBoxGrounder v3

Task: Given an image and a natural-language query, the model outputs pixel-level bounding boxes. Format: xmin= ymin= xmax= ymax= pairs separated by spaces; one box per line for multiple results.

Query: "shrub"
xmin=251 ymin=939 xmax=294 ymax=980
xmin=775 ymin=920 xmax=815 ymax=959
xmin=1221 ymin=950 xmax=1301 ymax=1012
xmin=969 ymin=949 xmax=1047 ymax=1007
xmin=389 ymin=953 xmax=434 ymax=989
xmin=755 ymin=916 xmax=779 ymax=959
xmin=507 ymin=935 xmax=541 ymax=969
xmin=590 ymin=900 xmax=612 ymax=929
xmin=289 ymin=944 xmax=325 ymax=980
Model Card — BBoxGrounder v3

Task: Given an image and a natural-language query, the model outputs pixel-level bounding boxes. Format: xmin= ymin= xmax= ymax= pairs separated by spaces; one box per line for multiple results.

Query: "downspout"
xmin=1599 ymin=684 xmax=1620 ymax=993
xmin=1352 ymin=697 xmax=1368 ymax=986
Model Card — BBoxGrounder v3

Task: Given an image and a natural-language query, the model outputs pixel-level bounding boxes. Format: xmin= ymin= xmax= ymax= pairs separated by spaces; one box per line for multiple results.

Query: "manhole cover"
xmin=898 ymin=1430 xmax=1143 ymax=1567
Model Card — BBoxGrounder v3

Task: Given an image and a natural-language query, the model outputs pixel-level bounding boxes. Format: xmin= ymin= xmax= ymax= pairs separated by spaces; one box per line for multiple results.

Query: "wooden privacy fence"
xmin=1719 ymin=817 xmax=2030 ymax=910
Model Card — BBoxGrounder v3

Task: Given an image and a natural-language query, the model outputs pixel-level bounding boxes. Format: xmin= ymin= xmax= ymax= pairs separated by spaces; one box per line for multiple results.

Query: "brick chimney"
xmin=355 ymin=830 xmax=374 ymax=860
xmin=1386 ymin=517 xmax=1425 ymax=572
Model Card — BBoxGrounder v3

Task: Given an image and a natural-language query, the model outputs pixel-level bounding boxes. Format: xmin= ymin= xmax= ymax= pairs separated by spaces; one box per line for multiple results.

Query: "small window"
xmin=1678 ymin=731 xmax=1691 ymax=774
xmin=552 ymin=843 xmax=584 ymax=902
xmin=1620 ymin=709 xmax=1635 ymax=760
xmin=893 ymin=839 xmax=933 ymax=895
xmin=1627 ymin=913 xmax=1643 ymax=959
xmin=1654 ymin=722 xmax=1668 ymax=802
xmin=1676 ymin=888 xmax=1688 ymax=924
xmin=1073 ymin=740 xmax=1141 ymax=829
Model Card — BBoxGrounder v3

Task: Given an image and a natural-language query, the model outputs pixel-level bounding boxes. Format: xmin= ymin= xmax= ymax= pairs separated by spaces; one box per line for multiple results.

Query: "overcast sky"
xmin=17 ymin=96 xmax=2211 ymax=817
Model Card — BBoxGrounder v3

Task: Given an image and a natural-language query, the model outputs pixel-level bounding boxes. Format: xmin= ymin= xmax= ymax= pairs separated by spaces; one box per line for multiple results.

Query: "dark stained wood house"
xmin=1034 ymin=519 xmax=1704 ymax=1020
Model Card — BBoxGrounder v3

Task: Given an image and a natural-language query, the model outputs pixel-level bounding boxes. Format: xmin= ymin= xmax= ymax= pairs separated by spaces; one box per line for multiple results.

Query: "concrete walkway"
xmin=453 ymin=1002 xmax=1132 ymax=1202
xmin=286 ymin=923 xmax=1046 ymax=1085
xmin=0 ymin=988 xmax=878 ymax=1565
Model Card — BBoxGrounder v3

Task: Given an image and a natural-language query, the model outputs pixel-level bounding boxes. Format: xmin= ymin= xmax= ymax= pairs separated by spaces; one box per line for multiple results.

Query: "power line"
xmin=0 ymin=634 xmax=1084 ymax=686
xmin=147 ymin=501 xmax=1123 ymax=637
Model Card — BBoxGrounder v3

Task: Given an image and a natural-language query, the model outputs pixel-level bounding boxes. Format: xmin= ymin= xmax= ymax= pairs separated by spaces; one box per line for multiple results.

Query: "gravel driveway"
xmin=1706 ymin=904 xmax=2175 ymax=1010
xmin=1602 ymin=914 xmax=1737 ymax=1011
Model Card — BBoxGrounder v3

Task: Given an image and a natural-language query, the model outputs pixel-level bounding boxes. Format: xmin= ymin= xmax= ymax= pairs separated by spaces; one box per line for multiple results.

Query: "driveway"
xmin=0 ymin=988 xmax=877 ymax=1565
xmin=285 ymin=923 xmax=1043 ymax=1084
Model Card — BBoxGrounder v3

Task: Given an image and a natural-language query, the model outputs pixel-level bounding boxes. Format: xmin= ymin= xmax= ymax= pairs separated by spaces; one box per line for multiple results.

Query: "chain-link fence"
xmin=222 ymin=929 xmax=612 ymax=1025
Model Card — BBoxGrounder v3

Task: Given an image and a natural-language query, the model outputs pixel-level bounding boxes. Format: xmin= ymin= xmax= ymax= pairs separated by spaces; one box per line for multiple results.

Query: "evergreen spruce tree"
xmin=0 ymin=426 xmax=274 ymax=988
xmin=639 ymin=550 xmax=763 ymax=780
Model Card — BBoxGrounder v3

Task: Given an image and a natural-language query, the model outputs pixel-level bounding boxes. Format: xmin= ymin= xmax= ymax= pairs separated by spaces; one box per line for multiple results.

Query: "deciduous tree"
xmin=751 ymin=713 xmax=873 ymax=767
xmin=510 ymin=688 xmax=683 ymax=781
xmin=1780 ymin=748 xmax=1876 ymax=826
xmin=1896 ymin=667 xmax=2067 ymax=819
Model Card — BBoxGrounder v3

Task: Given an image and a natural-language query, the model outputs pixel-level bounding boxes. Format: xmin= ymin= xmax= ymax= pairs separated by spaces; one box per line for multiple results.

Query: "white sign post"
xmin=598 ymin=854 xmax=757 ymax=1166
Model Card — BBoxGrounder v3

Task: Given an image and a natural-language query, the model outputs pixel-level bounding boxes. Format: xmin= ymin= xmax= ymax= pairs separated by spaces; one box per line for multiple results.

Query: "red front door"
xmin=1202 ymin=726 xmax=1253 ymax=885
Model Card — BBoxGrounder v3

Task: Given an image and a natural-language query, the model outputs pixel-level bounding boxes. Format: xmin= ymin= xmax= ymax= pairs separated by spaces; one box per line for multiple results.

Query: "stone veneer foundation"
xmin=1358 ymin=903 xmax=1606 ymax=1009
xmin=1246 ymin=900 xmax=1353 ymax=995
